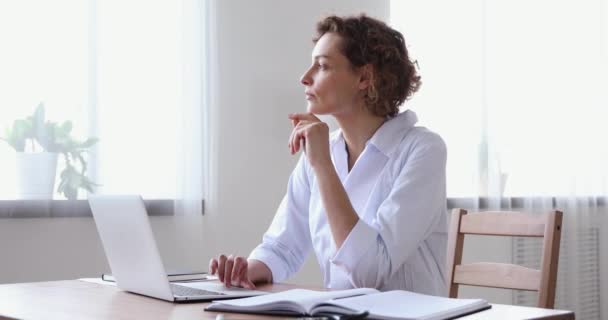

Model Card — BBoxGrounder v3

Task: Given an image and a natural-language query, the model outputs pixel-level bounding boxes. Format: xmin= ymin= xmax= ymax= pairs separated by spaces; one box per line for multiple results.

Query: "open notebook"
xmin=205 ymin=288 xmax=491 ymax=320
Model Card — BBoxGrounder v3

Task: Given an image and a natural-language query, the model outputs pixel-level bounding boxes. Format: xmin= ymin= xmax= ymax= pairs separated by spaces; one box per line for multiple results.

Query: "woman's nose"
xmin=300 ymin=69 xmax=312 ymax=86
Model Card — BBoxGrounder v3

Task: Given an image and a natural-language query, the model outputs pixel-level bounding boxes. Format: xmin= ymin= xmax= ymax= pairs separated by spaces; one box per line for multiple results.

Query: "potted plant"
xmin=1 ymin=103 xmax=99 ymax=200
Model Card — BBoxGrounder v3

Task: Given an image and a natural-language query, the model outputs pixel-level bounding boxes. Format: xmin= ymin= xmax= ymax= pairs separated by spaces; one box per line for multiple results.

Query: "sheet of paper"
xmin=78 ymin=278 xmax=117 ymax=286
xmin=215 ymin=288 xmax=377 ymax=311
xmin=326 ymin=290 xmax=488 ymax=320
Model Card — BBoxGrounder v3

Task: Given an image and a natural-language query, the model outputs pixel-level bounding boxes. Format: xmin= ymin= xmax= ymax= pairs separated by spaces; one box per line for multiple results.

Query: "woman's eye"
xmin=319 ymin=64 xmax=328 ymax=70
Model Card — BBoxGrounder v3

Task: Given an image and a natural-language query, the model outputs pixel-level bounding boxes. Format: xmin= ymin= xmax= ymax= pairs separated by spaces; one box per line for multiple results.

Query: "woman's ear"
xmin=358 ymin=64 xmax=374 ymax=90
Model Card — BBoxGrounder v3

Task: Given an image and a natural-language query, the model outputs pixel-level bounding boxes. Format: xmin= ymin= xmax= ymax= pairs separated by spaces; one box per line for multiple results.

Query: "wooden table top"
xmin=0 ymin=280 xmax=574 ymax=320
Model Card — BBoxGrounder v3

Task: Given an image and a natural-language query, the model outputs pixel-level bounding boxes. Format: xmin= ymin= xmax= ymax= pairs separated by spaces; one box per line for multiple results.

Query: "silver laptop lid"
xmin=88 ymin=195 xmax=174 ymax=301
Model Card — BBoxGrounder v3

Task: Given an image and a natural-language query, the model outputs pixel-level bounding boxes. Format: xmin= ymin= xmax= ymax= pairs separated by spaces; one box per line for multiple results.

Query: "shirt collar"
xmin=367 ymin=109 xmax=418 ymax=156
xmin=330 ymin=109 xmax=418 ymax=158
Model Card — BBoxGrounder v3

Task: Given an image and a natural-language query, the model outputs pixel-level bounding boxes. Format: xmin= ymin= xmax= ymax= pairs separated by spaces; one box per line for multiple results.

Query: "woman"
xmin=210 ymin=14 xmax=447 ymax=296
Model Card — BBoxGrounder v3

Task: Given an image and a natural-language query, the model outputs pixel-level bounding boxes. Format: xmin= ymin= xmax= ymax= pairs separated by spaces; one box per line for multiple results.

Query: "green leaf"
xmin=57 ymin=165 xmax=80 ymax=200
xmin=82 ymin=181 xmax=95 ymax=193
xmin=60 ymin=121 xmax=73 ymax=134
xmin=32 ymin=103 xmax=46 ymax=150
xmin=33 ymin=102 xmax=45 ymax=124
xmin=57 ymin=179 xmax=66 ymax=193
xmin=69 ymin=174 xmax=83 ymax=189
xmin=38 ymin=122 xmax=57 ymax=152
xmin=54 ymin=122 xmax=70 ymax=140
xmin=75 ymin=152 xmax=87 ymax=174
xmin=64 ymin=187 xmax=78 ymax=200
xmin=78 ymin=137 xmax=99 ymax=149
xmin=13 ymin=119 xmax=32 ymax=137
xmin=3 ymin=119 xmax=32 ymax=151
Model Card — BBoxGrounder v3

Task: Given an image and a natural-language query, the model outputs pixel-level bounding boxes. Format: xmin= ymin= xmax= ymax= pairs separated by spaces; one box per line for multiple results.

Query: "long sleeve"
xmin=330 ymin=132 xmax=447 ymax=290
xmin=248 ymin=155 xmax=313 ymax=283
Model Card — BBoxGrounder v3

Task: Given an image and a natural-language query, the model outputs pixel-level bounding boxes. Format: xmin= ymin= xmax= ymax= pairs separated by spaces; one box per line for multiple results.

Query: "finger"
xmin=288 ymin=112 xmax=320 ymax=122
xmin=292 ymin=129 xmax=300 ymax=153
xmin=294 ymin=129 xmax=306 ymax=153
xmin=290 ymin=126 xmax=301 ymax=155
xmin=291 ymin=130 xmax=299 ymax=154
xmin=288 ymin=127 xmax=297 ymax=154
xmin=232 ymin=257 xmax=245 ymax=285
xmin=291 ymin=132 xmax=300 ymax=154
xmin=232 ymin=258 xmax=244 ymax=287
xmin=218 ymin=254 xmax=227 ymax=282
xmin=289 ymin=120 xmax=312 ymax=154
xmin=290 ymin=128 xmax=297 ymax=154
xmin=209 ymin=258 xmax=218 ymax=275
xmin=294 ymin=120 xmax=311 ymax=129
xmin=293 ymin=123 xmax=310 ymax=153
xmin=240 ymin=261 xmax=256 ymax=289
xmin=224 ymin=255 xmax=235 ymax=288
xmin=288 ymin=118 xmax=304 ymax=154
xmin=243 ymin=278 xmax=256 ymax=290
xmin=288 ymin=122 xmax=306 ymax=154
xmin=288 ymin=113 xmax=303 ymax=127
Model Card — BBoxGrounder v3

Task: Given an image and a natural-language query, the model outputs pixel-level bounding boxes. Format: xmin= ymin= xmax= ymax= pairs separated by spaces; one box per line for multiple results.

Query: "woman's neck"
xmin=335 ymin=110 xmax=385 ymax=168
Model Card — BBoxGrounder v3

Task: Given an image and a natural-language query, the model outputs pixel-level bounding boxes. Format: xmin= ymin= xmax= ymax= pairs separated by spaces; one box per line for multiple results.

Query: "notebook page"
xmin=210 ymin=288 xmax=377 ymax=313
xmin=320 ymin=290 xmax=488 ymax=320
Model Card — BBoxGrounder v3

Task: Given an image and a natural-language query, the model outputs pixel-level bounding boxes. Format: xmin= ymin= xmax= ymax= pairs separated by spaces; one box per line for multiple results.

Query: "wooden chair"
xmin=446 ymin=208 xmax=563 ymax=308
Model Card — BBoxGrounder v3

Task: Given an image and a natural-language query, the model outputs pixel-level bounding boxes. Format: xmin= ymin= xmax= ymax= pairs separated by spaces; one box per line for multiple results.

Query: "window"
xmin=391 ymin=0 xmax=608 ymax=198
xmin=0 ymin=0 xmax=207 ymax=203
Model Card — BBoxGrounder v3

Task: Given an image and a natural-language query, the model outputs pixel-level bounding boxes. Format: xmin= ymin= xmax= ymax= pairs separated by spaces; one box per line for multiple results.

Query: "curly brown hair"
xmin=314 ymin=14 xmax=420 ymax=118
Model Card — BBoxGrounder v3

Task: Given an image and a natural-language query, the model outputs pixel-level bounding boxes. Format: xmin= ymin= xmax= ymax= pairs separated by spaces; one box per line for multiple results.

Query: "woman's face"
xmin=300 ymin=33 xmax=365 ymax=116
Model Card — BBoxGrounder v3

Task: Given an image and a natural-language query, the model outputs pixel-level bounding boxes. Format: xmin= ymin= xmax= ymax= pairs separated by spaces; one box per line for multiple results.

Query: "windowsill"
xmin=0 ymin=196 xmax=604 ymax=218
xmin=448 ymin=196 xmax=606 ymax=210
xmin=0 ymin=199 xmax=205 ymax=218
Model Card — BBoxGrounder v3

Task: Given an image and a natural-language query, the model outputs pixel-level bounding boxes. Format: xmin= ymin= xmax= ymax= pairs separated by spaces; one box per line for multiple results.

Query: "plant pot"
xmin=16 ymin=152 xmax=59 ymax=200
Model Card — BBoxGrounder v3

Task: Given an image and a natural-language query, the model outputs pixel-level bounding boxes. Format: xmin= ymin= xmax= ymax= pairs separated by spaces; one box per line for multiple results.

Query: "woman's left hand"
xmin=288 ymin=113 xmax=332 ymax=170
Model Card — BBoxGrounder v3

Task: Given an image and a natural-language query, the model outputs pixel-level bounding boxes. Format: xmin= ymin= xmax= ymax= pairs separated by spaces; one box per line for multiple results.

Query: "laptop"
xmin=88 ymin=194 xmax=268 ymax=302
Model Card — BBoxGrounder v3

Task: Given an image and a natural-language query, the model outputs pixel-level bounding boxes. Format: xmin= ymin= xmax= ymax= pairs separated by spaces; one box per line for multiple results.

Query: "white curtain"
xmin=174 ymin=0 xmax=218 ymax=216
xmin=93 ymin=0 xmax=212 ymax=216
xmin=0 ymin=0 xmax=214 ymax=217
xmin=391 ymin=0 xmax=607 ymax=318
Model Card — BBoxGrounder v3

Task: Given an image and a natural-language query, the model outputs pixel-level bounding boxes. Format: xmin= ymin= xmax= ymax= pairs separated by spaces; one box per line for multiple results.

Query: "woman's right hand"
xmin=209 ymin=254 xmax=256 ymax=289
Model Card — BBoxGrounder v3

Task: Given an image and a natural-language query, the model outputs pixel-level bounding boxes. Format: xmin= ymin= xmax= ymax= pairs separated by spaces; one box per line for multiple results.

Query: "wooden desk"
xmin=0 ymin=280 xmax=574 ymax=320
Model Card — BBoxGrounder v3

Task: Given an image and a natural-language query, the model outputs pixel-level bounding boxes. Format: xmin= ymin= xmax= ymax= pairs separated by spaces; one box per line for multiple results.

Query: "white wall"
xmin=0 ymin=0 xmax=389 ymax=287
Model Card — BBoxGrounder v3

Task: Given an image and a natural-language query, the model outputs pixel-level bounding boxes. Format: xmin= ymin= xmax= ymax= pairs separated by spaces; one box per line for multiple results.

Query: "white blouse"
xmin=249 ymin=110 xmax=448 ymax=296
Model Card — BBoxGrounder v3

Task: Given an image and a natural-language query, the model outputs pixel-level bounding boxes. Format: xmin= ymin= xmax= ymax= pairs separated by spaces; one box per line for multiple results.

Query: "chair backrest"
xmin=446 ymin=208 xmax=563 ymax=308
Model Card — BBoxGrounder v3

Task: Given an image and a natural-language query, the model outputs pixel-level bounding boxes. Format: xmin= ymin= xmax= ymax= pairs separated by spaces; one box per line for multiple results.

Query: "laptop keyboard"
xmin=170 ymin=283 xmax=226 ymax=296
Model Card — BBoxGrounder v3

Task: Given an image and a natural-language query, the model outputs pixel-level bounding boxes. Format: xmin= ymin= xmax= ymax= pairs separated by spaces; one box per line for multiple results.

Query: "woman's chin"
xmin=307 ymin=103 xmax=331 ymax=115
